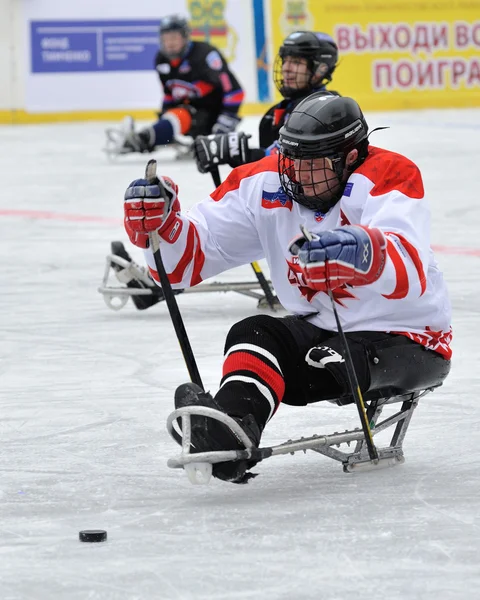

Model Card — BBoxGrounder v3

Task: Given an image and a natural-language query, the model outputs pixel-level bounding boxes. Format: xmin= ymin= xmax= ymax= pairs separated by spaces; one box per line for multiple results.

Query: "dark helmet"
xmin=159 ymin=15 xmax=190 ymax=58
xmin=159 ymin=15 xmax=190 ymax=37
xmin=274 ymin=31 xmax=338 ymax=99
xmin=278 ymin=93 xmax=369 ymax=212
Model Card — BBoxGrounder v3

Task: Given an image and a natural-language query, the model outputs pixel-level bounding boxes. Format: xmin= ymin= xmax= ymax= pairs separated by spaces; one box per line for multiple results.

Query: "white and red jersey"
xmin=144 ymin=148 xmax=452 ymax=359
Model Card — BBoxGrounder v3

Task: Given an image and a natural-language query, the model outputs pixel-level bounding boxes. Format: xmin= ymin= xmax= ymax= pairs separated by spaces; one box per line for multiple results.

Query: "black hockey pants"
xmin=214 ymin=314 xmax=451 ymax=430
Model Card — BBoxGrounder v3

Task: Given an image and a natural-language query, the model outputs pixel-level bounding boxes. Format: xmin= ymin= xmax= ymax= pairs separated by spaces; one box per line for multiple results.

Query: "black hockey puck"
xmin=79 ymin=530 xmax=107 ymax=543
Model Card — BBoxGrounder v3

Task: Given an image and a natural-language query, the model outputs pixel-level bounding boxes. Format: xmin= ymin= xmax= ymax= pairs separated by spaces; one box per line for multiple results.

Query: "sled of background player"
xmin=103 ymin=117 xmax=195 ymax=162
xmin=101 ymin=130 xmax=281 ymax=311
xmin=98 ymin=245 xmax=281 ymax=311
xmin=166 ymin=383 xmax=440 ymax=485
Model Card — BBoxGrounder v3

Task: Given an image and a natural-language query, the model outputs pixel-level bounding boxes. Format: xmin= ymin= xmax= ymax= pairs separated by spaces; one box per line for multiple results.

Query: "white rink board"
xmin=15 ymin=0 xmax=258 ymax=112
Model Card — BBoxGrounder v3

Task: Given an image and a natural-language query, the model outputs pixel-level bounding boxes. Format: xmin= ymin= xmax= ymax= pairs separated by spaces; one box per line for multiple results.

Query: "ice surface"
xmin=1 ymin=111 xmax=480 ymax=599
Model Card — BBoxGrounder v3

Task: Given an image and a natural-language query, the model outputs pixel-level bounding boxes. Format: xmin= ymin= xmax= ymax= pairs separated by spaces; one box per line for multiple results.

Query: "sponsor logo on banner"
xmin=188 ymin=0 xmax=237 ymax=62
xmin=280 ymin=0 xmax=314 ymax=36
xmin=30 ymin=20 xmax=160 ymax=74
xmin=261 ymin=188 xmax=293 ymax=210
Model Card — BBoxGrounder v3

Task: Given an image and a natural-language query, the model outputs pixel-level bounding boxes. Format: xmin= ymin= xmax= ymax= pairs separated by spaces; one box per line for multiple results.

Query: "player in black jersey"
xmin=105 ymin=15 xmax=244 ymax=156
xmin=193 ymin=31 xmax=338 ymax=173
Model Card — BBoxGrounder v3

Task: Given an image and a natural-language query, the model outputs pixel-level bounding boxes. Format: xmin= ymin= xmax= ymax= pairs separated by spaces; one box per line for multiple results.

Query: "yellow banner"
xmin=188 ymin=0 xmax=238 ymax=62
xmin=269 ymin=0 xmax=480 ymax=110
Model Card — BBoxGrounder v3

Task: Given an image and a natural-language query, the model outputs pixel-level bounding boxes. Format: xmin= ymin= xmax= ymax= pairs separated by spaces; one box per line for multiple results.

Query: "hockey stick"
xmin=326 ymin=286 xmax=378 ymax=461
xmin=209 ymin=165 xmax=277 ymax=310
xmin=300 ymin=225 xmax=378 ymax=462
xmin=145 ymin=159 xmax=204 ymax=390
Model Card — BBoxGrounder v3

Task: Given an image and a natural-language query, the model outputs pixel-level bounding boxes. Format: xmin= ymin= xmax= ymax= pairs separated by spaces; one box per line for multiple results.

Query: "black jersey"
xmin=258 ymin=86 xmax=339 ymax=149
xmin=154 ymin=41 xmax=244 ymax=118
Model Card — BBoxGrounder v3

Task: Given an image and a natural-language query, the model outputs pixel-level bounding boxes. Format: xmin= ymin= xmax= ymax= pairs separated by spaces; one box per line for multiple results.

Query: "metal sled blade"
xmin=343 ymin=454 xmax=405 ymax=473
xmin=166 ymin=406 xmax=256 ymax=486
xmin=184 ymin=462 xmax=213 ymax=485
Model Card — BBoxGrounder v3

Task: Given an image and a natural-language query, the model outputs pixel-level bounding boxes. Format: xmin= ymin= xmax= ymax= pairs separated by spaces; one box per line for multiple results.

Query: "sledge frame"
xmin=98 ymin=252 xmax=279 ymax=310
xmin=166 ymin=387 xmax=436 ymax=481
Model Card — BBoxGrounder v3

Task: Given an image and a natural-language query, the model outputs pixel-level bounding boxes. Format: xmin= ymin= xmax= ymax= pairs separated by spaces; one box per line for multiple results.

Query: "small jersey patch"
xmin=261 ymin=188 xmax=293 ymax=211
xmin=343 ymin=182 xmax=354 ymax=197
xmin=179 ymin=61 xmax=191 ymax=74
xmin=156 ymin=63 xmax=171 ymax=74
xmin=206 ymin=50 xmax=223 ymax=70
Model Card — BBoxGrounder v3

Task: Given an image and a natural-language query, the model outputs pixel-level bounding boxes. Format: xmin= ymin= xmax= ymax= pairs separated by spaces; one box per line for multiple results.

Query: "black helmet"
xmin=274 ymin=31 xmax=338 ymax=99
xmin=159 ymin=15 xmax=190 ymax=37
xmin=278 ymin=93 xmax=369 ymax=212
xmin=159 ymin=15 xmax=190 ymax=58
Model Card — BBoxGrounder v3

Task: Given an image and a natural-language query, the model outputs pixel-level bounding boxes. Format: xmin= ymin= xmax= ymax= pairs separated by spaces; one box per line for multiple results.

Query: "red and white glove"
xmin=124 ymin=175 xmax=182 ymax=249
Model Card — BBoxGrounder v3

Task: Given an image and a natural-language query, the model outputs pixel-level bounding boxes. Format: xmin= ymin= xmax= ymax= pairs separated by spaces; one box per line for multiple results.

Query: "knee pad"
xmin=162 ymin=106 xmax=194 ymax=136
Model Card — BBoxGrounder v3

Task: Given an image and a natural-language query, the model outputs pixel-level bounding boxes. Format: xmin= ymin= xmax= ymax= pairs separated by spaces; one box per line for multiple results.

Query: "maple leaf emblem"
xmin=286 ymin=258 xmax=357 ymax=305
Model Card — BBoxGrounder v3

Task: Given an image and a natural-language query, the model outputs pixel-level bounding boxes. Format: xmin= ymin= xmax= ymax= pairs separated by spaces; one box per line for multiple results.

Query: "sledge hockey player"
xmin=105 ymin=14 xmax=244 ymax=157
xmin=123 ymin=93 xmax=452 ymax=483
xmin=194 ymin=31 xmax=338 ymax=174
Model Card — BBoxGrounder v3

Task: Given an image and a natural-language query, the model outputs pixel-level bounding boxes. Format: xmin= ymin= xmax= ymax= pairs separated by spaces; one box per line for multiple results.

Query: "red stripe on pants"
xmin=222 ymin=352 xmax=285 ymax=403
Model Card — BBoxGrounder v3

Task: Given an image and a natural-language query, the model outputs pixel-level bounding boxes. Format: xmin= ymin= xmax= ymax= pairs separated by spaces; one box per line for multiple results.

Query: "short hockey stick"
xmin=145 ymin=159 xmax=204 ymax=390
xmin=209 ymin=165 xmax=277 ymax=310
xmin=300 ymin=225 xmax=378 ymax=462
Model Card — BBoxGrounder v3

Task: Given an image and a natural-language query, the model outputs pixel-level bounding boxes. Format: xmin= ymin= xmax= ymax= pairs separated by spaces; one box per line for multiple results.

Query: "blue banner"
xmin=252 ymin=0 xmax=270 ymax=102
xmin=31 ymin=20 xmax=161 ymax=73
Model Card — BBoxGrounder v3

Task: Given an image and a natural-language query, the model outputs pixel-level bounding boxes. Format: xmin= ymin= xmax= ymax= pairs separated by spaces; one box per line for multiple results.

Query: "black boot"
xmin=121 ymin=127 xmax=156 ymax=154
xmin=174 ymin=382 xmax=262 ymax=483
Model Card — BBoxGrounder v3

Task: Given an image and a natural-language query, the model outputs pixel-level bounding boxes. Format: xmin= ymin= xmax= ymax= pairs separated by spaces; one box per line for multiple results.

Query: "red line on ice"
xmin=0 ymin=208 xmax=121 ymax=225
xmin=2 ymin=209 xmax=480 ymax=257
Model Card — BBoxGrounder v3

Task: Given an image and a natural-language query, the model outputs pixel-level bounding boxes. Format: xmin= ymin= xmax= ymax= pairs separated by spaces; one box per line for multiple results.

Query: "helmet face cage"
xmin=277 ymin=94 xmax=369 ymax=212
xmin=278 ymin=151 xmax=346 ymax=212
xmin=159 ymin=15 xmax=190 ymax=58
xmin=273 ymin=33 xmax=338 ymax=98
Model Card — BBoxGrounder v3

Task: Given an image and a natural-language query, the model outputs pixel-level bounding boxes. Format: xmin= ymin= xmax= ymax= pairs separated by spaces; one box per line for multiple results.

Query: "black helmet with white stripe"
xmin=274 ymin=31 xmax=338 ymax=98
xmin=278 ymin=93 xmax=369 ymax=211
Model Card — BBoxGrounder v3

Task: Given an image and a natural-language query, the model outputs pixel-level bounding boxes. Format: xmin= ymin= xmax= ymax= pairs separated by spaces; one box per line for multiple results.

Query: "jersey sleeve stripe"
xmin=382 ymin=238 xmax=410 ymax=299
xmin=148 ymin=222 xmax=197 ymax=285
xmin=193 ymin=80 xmax=215 ymax=97
xmin=223 ymin=90 xmax=245 ymax=107
xmin=190 ymin=225 xmax=206 ymax=286
xmin=386 ymin=232 xmax=427 ymax=296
